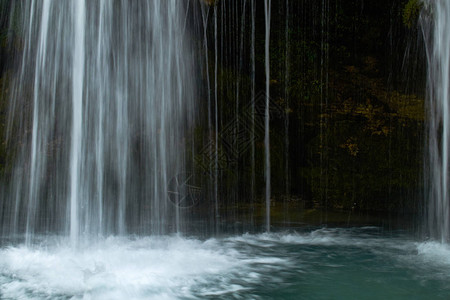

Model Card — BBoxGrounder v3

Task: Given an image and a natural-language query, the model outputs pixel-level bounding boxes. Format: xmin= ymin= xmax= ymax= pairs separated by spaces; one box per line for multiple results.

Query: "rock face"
xmin=190 ymin=0 xmax=425 ymax=215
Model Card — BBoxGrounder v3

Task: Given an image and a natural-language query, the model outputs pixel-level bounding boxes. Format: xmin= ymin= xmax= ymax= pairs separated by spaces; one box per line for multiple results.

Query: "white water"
xmin=264 ymin=0 xmax=272 ymax=232
xmin=0 ymin=236 xmax=251 ymax=300
xmin=3 ymin=1 xmax=196 ymax=241
xmin=250 ymin=0 xmax=257 ymax=225
xmin=1 ymin=229 xmax=450 ymax=299
xmin=70 ymin=0 xmax=86 ymax=245
xmin=422 ymin=0 xmax=450 ymax=242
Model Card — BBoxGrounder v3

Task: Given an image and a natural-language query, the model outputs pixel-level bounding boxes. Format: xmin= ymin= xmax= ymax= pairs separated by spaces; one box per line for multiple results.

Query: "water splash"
xmin=1 ymin=230 xmax=450 ymax=299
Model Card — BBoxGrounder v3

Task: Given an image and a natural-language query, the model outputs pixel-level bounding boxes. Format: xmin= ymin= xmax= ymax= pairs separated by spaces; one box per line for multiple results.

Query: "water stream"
xmin=264 ymin=0 xmax=271 ymax=233
xmin=422 ymin=0 xmax=450 ymax=243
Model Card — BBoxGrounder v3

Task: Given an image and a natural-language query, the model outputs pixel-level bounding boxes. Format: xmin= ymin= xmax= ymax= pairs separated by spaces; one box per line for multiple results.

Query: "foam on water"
xmin=1 ymin=229 xmax=450 ymax=299
xmin=417 ymin=241 xmax=450 ymax=265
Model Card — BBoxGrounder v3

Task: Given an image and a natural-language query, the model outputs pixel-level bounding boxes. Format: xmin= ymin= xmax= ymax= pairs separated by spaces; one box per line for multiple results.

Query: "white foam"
xmin=0 ymin=236 xmax=261 ymax=300
xmin=417 ymin=241 xmax=450 ymax=266
xmin=2 ymin=231 xmax=445 ymax=299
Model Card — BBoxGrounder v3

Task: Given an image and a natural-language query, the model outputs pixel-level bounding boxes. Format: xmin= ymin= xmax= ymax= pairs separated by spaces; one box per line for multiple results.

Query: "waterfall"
xmin=284 ymin=0 xmax=290 ymax=221
xmin=422 ymin=0 xmax=450 ymax=242
xmin=264 ymin=0 xmax=272 ymax=232
xmin=3 ymin=0 xmax=196 ymax=242
xmin=250 ymin=0 xmax=256 ymax=225
xmin=70 ymin=0 xmax=86 ymax=244
xmin=214 ymin=4 xmax=219 ymax=232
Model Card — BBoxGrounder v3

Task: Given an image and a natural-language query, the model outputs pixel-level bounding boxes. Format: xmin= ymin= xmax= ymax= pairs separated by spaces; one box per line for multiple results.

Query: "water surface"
xmin=1 ymin=227 xmax=449 ymax=299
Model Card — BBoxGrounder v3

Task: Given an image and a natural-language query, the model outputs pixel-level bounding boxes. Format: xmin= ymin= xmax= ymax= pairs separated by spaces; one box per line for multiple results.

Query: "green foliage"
xmin=300 ymin=65 xmax=424 ymax=212
xmin=403 ymin=0 xmax=423 ymax=28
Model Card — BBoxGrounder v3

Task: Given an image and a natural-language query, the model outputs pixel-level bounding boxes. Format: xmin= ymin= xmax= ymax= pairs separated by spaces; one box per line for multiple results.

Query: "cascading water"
xmin=264 ymin=0 xmax=272 ymax=232
xmin=422 ymin=0 xmax=450 ymax=242
xmin=2 ymin=0 xmax=195 ymax=242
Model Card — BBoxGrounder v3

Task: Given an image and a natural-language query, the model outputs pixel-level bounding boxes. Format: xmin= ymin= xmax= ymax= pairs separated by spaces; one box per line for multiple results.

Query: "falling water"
xmin=199 ymin=3 xmax=214 ymax=230
xmin=319 ymin=0 xmax=329 ymax=223
xmin=264 ymin=0 xmax=271 ymax=232
xmin=70 ymin=0 xmax=86 ymax=244
xmin=284 ymin=0 xmax=290 ymax=221
xmin=3 ymin=0 xmax=195 ymax=242
xmin=250 ymin=0 xmax=256 ymax=225
xmin=422 ymin=0 xmax=450 ymax=242
xmin=214 ymin=4 xmax=219 ymax=232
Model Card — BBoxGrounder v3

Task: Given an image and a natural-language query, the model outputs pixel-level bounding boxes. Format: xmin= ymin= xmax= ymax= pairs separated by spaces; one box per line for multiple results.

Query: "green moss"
xmin=403 ymin=0 xmax=423 ymax=29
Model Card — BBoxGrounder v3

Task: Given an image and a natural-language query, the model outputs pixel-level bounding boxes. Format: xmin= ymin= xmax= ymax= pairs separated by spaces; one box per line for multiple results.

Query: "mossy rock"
xmin=201 ymin=0 xmax=218 ymax=6
xmin=403 ymin=0 xmax=423 ymax=29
